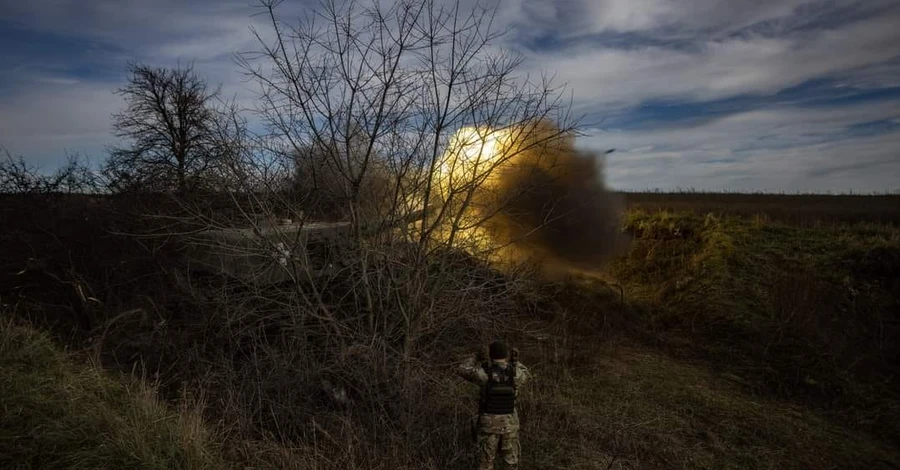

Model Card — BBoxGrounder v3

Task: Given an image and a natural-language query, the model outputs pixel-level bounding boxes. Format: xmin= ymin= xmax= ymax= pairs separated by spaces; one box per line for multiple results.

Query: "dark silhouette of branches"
xmin=239 ymin=0 xmax=575 ymax=249
xmin=104 ymin=63 xmax=226 ymax=194
xmin=0 ymin=147 xmax=99 ymax=195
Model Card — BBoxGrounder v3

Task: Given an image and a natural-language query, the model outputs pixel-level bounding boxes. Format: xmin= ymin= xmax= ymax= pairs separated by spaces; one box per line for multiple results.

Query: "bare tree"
xmin=105 ymin=63 xmax=225 ymax=194
xmin=218 ymin=0 xmax=576 ymax=365
xmin=0 ymin=147 xmax=99 ymax=195
xmin=240 ymin=0 xmax=572 ymax=237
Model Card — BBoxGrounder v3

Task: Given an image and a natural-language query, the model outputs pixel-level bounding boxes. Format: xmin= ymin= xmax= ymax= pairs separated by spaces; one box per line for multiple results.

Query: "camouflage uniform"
xmin=458 ymin=356 xmax=532 ymax=470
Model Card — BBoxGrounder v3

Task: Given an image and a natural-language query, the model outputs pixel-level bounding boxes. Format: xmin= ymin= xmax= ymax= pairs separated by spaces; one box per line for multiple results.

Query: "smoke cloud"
xmin=474 ymin=121 xmax=629 ymax=273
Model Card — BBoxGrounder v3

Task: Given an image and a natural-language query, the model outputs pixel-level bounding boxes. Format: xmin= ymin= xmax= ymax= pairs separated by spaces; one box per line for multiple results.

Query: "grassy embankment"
xmin=0 ymin=317 xmax=226 ymax=470
xmin=518 ymin=206 xmax=899 ymax=468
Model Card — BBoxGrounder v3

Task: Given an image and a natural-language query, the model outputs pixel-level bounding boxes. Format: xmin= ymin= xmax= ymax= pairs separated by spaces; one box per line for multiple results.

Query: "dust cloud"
xmin=474 ymin=121 xmax=629 ymax=273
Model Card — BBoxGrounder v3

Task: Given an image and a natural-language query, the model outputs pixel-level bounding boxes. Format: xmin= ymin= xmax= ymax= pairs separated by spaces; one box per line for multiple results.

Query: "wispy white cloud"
xmin=499 ymin=0 xmax=898 ymax=42
xmin=523 ymin=9 xmax=900 ymax=108
xmin=585 ymin=100 xmax=900 ymax=191
xmin=0 ymin=0 xmax=276 ymax=164
xmin=1 ymin=0 xmax=898 ymax=190
xmin=578 ymin=0 xmax=809 ymax=34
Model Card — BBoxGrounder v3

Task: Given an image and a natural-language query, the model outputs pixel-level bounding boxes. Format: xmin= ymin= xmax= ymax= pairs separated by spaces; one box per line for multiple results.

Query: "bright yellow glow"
xmin=424 ymin=120 xmax=581 ymax=273
xmin=430 ymin=125 xmax=520 ymax=258
xmin=455 ymin=127 xmax=501 ymax=160
xmin=439 ymin=126 xmax=514 ymax=193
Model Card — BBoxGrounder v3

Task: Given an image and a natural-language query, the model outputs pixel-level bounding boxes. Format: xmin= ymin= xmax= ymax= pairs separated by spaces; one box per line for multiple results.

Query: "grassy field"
xmin=512 ymin=198 xmax=900 ymax=468
xmin=621 ymin=191 xmax=900 ymax=226
xmin=1 ymin=192 xmax=898 ymax=469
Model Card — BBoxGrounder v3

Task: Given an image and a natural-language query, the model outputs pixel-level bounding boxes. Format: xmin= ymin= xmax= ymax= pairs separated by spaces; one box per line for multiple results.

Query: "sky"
xmin=1 ymin=0 xmax=899 ymax=192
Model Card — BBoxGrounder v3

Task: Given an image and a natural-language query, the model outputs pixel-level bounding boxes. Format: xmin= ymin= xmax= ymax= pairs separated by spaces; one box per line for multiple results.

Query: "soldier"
xmin=458 ymin=341 xmax=532 ymax=470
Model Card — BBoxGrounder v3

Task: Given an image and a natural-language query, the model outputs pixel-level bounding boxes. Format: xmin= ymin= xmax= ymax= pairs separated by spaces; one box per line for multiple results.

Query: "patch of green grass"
xmin=0 ymin=317 xmax=227 ymax=470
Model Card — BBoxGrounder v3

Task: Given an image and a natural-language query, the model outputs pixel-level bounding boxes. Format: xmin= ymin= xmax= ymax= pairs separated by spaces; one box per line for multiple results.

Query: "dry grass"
xmin=622 ymin=191 xmax=900 ymax=227
xmin=0 ymin=315 xmax=227 ymax=470
xmin=519 ymin=343 xmax=899 ymax=469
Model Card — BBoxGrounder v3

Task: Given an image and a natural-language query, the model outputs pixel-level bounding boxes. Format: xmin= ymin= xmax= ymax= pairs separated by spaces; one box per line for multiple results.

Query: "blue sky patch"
xmin=0 ymin=20 xmax=126 ymax=89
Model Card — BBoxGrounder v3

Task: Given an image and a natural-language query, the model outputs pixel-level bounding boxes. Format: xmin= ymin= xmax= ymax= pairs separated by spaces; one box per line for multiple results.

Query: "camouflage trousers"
xmin=476 ymin=431 xmax=519 ymax=470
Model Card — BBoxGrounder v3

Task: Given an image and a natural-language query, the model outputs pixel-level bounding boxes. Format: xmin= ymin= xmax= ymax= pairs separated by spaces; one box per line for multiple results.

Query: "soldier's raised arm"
xmin=508 ymin=348 xmax=532 ymax=386
xmin=514 ymin=361 xmax=532 ymax=387
xmin=457 ymin=354 xmax=488 ymax=385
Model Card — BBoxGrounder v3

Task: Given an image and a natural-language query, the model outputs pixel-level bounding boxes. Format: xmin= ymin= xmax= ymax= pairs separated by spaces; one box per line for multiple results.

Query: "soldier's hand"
xmin=475 ymin=348 xmax=487 ymax=363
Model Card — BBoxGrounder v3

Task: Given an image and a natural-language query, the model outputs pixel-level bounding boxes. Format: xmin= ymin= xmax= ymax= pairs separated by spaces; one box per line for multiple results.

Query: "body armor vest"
xmin=480 ymin=362 xmax=517 ymax=415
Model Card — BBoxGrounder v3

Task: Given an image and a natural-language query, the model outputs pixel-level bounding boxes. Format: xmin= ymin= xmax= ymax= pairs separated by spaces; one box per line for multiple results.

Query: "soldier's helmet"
xmin=489 ymin=341 xmax=508 ymax=360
